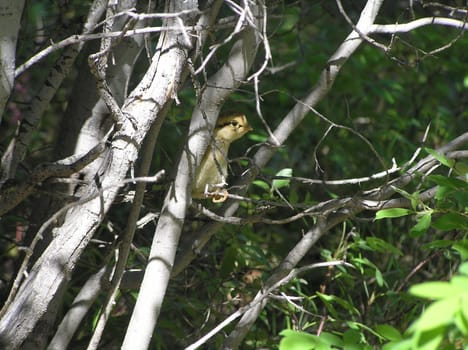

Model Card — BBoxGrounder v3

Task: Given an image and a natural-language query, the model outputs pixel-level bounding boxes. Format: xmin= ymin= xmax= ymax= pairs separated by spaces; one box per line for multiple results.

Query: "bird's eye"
xmin=230 ymin=120 xmax=239 ymax=127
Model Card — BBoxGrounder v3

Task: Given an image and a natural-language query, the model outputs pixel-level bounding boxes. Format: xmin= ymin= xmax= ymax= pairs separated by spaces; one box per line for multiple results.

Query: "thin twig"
xmin=16 ymin=24 xmax=231 ymax=77
xmin=185 ymin=261 xmax=350 ymax=350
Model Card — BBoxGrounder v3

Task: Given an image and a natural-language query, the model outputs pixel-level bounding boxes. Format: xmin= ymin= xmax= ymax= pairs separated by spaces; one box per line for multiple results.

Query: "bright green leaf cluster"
xmin=383 ymin=262 xmax=468 ymax=350
xmin=279 ymin=330 xmax=343 ymax=350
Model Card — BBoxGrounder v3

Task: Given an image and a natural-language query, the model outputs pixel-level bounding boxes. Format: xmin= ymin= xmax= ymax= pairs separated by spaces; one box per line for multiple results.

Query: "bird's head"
xmin=214 ymin=114 xmax=253 ymax=143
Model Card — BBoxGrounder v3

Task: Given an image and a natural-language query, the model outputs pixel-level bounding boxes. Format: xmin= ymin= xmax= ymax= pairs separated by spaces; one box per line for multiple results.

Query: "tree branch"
xmin=370 ymin=16 xmax=468 ymax=33
xmin=121 ymin=2 xmax=262 ymax=348
xmin=0 ymin=0 xmax=25 ymax=122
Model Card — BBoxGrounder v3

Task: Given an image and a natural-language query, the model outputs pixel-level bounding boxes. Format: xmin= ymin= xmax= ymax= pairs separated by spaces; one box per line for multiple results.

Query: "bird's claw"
xmin=211 ymin=189 xmax=229 ymax=203
xmin=204 ymin=184 xmax=229 ymax=203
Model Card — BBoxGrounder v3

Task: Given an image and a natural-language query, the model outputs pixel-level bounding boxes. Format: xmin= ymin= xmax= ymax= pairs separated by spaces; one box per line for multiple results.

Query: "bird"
xmin=192 ymin=113 xmax=252 ymax=202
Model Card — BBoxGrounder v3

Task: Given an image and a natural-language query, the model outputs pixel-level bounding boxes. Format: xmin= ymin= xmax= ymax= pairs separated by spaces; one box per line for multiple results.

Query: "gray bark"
xmin=0 ymin=1 xmax=195 ymax=348
xmin=0 ymin=0 xmax=25 ymax=122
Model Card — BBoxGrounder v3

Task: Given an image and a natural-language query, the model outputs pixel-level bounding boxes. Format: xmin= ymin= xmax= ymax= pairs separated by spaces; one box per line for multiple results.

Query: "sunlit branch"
xmin=15 ymin=24 xmax=230 ymax=77
xmin=370 ymin=16 xmax=468 ymax=33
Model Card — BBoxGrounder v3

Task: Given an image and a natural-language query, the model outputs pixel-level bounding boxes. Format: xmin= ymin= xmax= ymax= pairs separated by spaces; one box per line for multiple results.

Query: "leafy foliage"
xmin=278 ymin=150 xmax=467 ymax=350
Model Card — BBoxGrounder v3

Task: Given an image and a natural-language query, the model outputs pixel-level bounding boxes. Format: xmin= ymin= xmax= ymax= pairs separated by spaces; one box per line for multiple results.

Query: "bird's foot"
xmin=211 ymin=189 xmax=229 ymax=203
xmin=204 ymin=184 xmax=229 ymax=203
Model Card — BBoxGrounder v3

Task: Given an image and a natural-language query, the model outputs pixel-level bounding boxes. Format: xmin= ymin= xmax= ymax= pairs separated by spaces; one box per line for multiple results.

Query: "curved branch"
xmin=370 ymin=16 xmax=468 ymax=34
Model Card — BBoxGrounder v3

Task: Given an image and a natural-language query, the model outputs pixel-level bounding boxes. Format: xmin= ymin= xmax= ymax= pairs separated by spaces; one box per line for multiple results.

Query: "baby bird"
xmin=192 ymin=114 xmax=252 ymax=202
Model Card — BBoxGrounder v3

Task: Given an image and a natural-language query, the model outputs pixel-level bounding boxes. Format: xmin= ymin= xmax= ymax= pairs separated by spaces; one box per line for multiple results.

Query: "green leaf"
xmin=391 ymin=186 xmax=416 ymax=200
xmin=421 ymin=239 xmax=454 ymax=250
xmin=413 ymin=298 xmax=459 ymax=331
xmin=252 ymin=179 xmax=270 ymax=191
xmin=434 ymin=185 xmax=452 ymax=201
xmin=278 ymin=330 xmax=339 ymax=350
xmin=451 ymin=275 xmax=468 ymax=290
xmin=382 ymin=339 xmax=413 ymax=350
xmin=279 ymin=330 xmax=316 ymax=350
xmin=219 ymin=247 xmax=237 ymax=278
xmin=375 ymin=268 xmax=385 ymax=287
xmin=316 ymin=293 xmax=338 ymax=318
xmin=365 ymin=237 xmax=403 ymax=255
xmin=248 ymin=133 xmax=268 ymax=142
xmin=427 ymin=174 xmax=468 ymax=190
xmin=317 ymin=332 xmax=343 ymax=348
xmin=410 ymin=212 xmax=432 ymax=237
xmin=454 ymin=308 xmax=468 ymax=334
xmin=425 ymin=148 xmax=455 ymax=168
xmin=459 ymin=294 xmax=468 ymax=330
xmin=375 ymin=208 xmax=413 ymax=220
xmin=453 ymin=242 xmax=468 ymax=261
xmin=453 ymin=190 xmax=468 ymax=209
xmin=413 ymin=327 xmax=444 ymax=350
xmin=432 ymin=213 xmax=468 ymax=230
xmin=410 ymin=281 xmax=465 ymax=299
xmin=459 ymin=262 xmax=468 ymax=275
xmin=453 ymin=161 xmax=468 ymax=177
xmin=352 ymin=257 xmax=380 ymax=274
xmin=271 ymin=168 xmax=293 ymax=193
xmin=376 ymin=324 xmax=402 ymax=341
xmin=317 ymin=292 xmax=360 ymax=316
xmin=343 ymin=329 xmax=362 ymax=349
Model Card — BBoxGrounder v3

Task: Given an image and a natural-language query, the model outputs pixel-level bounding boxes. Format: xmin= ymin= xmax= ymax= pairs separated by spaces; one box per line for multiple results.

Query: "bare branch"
xmin=194 ymin=0 xmax=255 ymax=75
xmin=335 ymin=0 xmax=389 ymax=52
xmin=370 ymin=16 xmax=468 ymax=33
xmin=87 ymin=14 xmax=137 ymax=127
xmin=194 ymin=147 xmax=467 ymax=227
xmin=15 ymin=23 xmax=234 ymax=77
xmin=48 ymin=261 xmax=114 ymax=350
